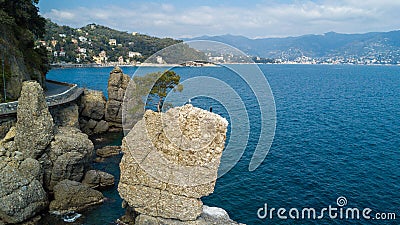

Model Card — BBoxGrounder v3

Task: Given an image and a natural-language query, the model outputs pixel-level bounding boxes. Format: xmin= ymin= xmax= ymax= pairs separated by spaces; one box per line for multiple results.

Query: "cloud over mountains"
xmin=41 ymin=0 xmax=400 ymax=38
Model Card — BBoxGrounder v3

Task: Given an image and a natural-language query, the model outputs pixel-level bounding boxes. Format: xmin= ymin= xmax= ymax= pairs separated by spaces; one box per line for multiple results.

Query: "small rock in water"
xmin=62 ymin=212 xmax=82 ymax=223
xmin=202 ymin=205 xmax=230 ymax=219
xmin=96 ymin=146 xmax=121 ymax=158
xmin=93 ymin=157 xmax=105 ymax=163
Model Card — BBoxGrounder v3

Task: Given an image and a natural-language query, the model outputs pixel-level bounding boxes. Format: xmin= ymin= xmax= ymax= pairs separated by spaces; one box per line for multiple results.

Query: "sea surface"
xmin=47 ymin=64 xmax=400 ymax=224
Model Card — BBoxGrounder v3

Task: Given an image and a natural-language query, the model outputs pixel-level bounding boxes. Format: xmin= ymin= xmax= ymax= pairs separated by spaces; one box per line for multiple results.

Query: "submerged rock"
xmin=15 ymin=81 xmax=54 ymax=159
xmin=49 ymin=180 xmax=104 ymax=214
xmin=96 ymin=145 xmax=121 ymax=158
xmin=118 ymin=105 xmax=228 ymax=221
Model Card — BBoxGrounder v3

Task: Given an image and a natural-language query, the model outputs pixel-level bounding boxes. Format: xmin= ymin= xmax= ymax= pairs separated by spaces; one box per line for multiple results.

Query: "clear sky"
xmin=38 ymin=0 xmax=400 ymax=39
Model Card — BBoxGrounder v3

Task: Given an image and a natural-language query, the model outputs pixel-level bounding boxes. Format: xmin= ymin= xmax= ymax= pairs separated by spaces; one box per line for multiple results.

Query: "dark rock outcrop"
xmin=10 ymin=81 xmax=94 ymax=192
xmin=96 ymin=145 xmax=121 ymax=158
xmin=49 ymin=180 xmax=104 ymax=214
xmin=0 ymin=118 xmax=16 ymax=140
xmin=82 ymin=170 xmax=115 ymax=189
xmin=14 ymin=81 xmax=54 ymax=159
xmin=0 ymin=159 xmax=48 ymax=224
xmin=93 ymin=120 xmax=109 ymax=134
xmin=44 ymin=126 xmax=94 ymax=190
xmin=80 ymin=90 xmax=106 ymax=120
xmin=50 ymin=103 xmax=80 ymax=128
xmin=0 ymin=79 xmax=110 ymax=224
xmin=105 ymin=66 xmax=130 ymax=127
xmin=79 ymin=90 xmax=109 ymax=135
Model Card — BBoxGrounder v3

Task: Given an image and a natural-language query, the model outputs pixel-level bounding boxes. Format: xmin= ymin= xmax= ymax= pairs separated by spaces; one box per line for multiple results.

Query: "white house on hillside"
xmin=128 ymin=51 xmax=142 ymax=58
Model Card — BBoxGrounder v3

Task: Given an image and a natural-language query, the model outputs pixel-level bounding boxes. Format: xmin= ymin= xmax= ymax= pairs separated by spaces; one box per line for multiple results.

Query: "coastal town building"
xmin=93 ymin=51 xmax=108 ymax=64
xmin=109 ymin=39 xmax=117 ymax=46
xmin=156 ymin=56 xmax=164 ymax=64
xmin=51 ymin=40 xmax=58 ymax=47
xmin=128 ymin=51 xmax=142 ymax=58
xmin=79 ymin=36 xmax=88 ymax=43
xmin=78 ymin=48 xmax=87 ymax=53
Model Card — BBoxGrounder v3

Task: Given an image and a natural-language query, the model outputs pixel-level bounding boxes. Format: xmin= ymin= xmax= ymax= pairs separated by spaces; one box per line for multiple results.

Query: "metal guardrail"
xmin=0 ymin=84 xmax=84 ymax=116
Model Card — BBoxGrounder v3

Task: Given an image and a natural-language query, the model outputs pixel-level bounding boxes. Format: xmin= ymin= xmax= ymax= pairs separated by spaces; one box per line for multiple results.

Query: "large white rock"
xmin=118 ymin=105 xmax=228 ymax=221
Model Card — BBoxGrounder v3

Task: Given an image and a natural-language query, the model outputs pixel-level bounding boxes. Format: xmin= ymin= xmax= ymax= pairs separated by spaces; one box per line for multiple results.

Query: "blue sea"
xmin=47 ymin=64 xmax=399 ymax=225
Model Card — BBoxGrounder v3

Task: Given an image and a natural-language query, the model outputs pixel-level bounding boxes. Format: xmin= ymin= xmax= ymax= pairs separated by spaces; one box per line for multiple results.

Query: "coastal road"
xmin=0 ymin=80 xmax=83 ymax=117
xmin=44 ymin=81 xmax=71 ymax=96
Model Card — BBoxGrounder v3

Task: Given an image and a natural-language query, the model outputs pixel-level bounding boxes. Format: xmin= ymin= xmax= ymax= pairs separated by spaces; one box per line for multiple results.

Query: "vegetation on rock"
xmin=41 ymin=20 xmax=206 ymax=64
xmin=133 ymin=70 xmax=183 ymax=112
xmin=0 ymin=0 xmax=49 ymax=101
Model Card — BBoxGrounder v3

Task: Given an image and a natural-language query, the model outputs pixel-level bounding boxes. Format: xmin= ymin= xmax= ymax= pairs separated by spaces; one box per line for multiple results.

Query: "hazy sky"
xmin=38 ymin=0 xmax=400 ymax=39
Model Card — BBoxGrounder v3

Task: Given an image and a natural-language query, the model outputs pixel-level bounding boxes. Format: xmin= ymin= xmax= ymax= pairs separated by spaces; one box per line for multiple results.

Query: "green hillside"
xmin=40 ymin=20 xmax=205 ymax=65
xmin=0 ymin=0 xmax=48 ymax=101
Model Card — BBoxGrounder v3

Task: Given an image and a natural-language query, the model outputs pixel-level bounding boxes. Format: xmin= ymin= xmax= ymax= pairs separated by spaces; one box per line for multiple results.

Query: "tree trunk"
xmin=157 ymin=98 xmax=162 ymax=112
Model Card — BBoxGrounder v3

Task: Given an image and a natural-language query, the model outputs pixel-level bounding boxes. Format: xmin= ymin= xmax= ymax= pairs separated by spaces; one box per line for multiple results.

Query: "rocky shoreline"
xmin=0 ymin=67 xmax=244 ymax=225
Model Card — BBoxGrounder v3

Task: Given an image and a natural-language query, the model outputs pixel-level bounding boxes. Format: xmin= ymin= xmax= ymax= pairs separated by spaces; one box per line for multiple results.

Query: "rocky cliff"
xmin=118 ymin=105 xmax=242 ymax=224
xmin=77 ymin=67 xmax=130 ymax=135
xmin=0 ymin=81 xmax=102 ymax=224
xmin=0 ymin=158 xmax=48 ymax=224
xmin=0 ymin=16 xmax=47 ymax=101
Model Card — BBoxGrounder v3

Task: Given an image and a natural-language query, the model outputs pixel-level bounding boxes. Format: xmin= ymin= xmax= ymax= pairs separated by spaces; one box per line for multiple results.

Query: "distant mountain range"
xmin=184 ymin=31 xmax=400 ymax=64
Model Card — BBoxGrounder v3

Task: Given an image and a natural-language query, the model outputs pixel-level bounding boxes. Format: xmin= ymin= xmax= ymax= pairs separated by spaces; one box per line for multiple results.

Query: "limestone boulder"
xmin=118 ymin=105 xmax=228 ymax=221
xmin=105 ymin=66 xmax=130 ymax=124
xmin=86 ymin=119 xmax=98 ymax=129
xmin=42 ymin=127 xmax=94 ymax=190
xmin=93 ymin=120 xmax=109 ymax=134
xmin=80 ymin=90 xmax=106 ymax=120
xmin=15 ymin=81 xmax=54 ymax=159
xmin=0 ymin=160 xmax=48 ymax=224
xmin=1 ymin=126 xmax=16 ymax=143
xmin=0 ymin=118 xmax=16 ymax=140
xmin=50 ymin=103 xmax=79 ymax=128
xmin=49 ymin=152 xmax=86 ymax=189
xmin=19 ymin=158 xmax=43 ymax=184
xmin=119 ymin=184 xmax=202 ymax=221
xmin=134 ymin=205 xmax=243 ymax=225
xmin=105 ymin=100 xmax=123 ymax=124
xmin=49 ymin=180 xmax=104 ymax=214
xmin=107 ymin=66 xmax=130 ymax=101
